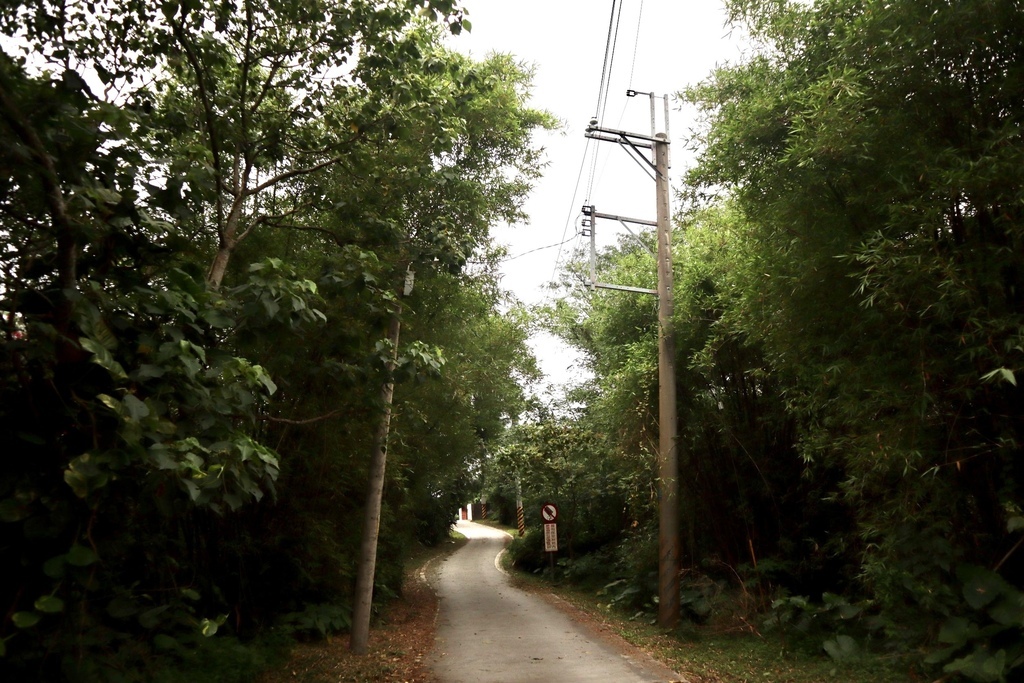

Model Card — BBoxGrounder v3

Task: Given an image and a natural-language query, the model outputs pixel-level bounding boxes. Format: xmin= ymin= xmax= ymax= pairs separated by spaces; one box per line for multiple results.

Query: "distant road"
xmin=429 ymin=520 xmax=682 ymax=683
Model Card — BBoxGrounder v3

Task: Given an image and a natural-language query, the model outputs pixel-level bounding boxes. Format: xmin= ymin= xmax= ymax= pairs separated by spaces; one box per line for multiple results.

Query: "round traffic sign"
xmin=541 ymin=503 xmax=559 ymax=523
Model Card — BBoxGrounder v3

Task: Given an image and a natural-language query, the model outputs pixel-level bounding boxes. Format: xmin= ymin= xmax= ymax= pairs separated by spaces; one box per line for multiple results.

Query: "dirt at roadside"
xmin=258 ymin=563 xmax=442 ymax=683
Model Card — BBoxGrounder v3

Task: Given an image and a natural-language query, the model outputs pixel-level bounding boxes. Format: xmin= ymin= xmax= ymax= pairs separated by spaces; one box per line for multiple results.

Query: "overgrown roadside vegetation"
xmin=506 ymin=564 xmax=913 ymax=683
xmin=483 ymin=2 xmax=1024 ymax=681
xmin=0 ymin=1 xmax=551 ymax=678
xmin=259 ymin=533 xmax=467 ymax=683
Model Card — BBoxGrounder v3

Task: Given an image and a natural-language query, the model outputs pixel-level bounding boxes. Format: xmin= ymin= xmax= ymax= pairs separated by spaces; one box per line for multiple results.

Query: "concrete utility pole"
xmin=653 ymin=131 xmax=680 ymax=629
xmin=584 ymin=93 xmax=680 ymax=629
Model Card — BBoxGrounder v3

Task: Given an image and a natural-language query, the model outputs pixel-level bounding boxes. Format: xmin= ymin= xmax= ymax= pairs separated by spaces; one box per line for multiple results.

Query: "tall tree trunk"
xmin=206 ymin=195 xmax=246 ymax=289
xmin=206 ymin=244 xmax=233 ymax=290
xmin=350 ymin=310 xmax=401 ymax=655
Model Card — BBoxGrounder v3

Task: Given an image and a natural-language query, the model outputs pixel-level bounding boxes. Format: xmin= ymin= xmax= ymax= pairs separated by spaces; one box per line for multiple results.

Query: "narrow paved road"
xmin=429 ymin=520 xmax=681 ymax=683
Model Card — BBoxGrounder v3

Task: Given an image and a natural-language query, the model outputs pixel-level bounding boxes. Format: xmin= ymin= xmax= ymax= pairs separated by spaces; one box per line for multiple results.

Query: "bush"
xmin=507 ymin=528 xmax=548 ymax=572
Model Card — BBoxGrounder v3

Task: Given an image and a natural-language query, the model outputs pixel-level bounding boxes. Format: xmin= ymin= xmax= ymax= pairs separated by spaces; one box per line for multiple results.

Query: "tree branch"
xmin=172 ymin=20 xmax=229 ymax=230
xmin=250 ymin=154 xmax=346 ymax=195
xmin=0 ymin=69 xmax=77 ymax=296
xmin=261 ymin=408 xmax=349 ymax=425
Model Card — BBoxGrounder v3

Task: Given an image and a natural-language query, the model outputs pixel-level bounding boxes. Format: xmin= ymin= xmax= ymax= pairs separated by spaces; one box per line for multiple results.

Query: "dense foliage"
xmin=490 ymin=1 xmax=1024 ymax=680
xmin=0 ymin=1 xmax=551 ymax=679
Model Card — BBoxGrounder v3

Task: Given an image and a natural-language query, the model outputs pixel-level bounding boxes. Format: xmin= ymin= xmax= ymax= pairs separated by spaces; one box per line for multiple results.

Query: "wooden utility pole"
xmin=584 ymin=94 xmax=680 ymax=629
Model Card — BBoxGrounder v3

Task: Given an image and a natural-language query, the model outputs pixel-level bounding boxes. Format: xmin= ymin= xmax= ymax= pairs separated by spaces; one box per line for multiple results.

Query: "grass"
xmin=468 ymin=517 xmax=517 ymax=535
xmin=406 ymin=529 xmax=468 ymax=566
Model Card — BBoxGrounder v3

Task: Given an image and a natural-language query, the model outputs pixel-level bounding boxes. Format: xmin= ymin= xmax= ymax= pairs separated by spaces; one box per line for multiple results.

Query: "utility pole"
xmin=653 ymin=131 xmax=680 ymax=629
xmin=585 ymin=92 xmax=679 ymax=629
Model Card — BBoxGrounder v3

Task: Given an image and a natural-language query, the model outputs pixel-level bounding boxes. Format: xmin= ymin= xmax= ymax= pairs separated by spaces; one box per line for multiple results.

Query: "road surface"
xmin=429 ymin=520 xmax=682 ymax=682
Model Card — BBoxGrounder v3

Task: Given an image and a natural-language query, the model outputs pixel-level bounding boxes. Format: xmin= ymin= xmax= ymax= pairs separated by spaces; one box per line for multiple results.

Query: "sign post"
xmin=541 ymin=503 xmax=559 ymax=574
xmin=543 ymin=523 xmax=558 ymax=552
xmin=541 ymin=503 xmax=558 ymax=524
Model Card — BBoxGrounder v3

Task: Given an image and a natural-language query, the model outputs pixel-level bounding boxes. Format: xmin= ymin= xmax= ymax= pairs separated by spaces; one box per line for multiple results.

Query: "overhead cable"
xmin=627 ymin=0 xmax=645 ymax=90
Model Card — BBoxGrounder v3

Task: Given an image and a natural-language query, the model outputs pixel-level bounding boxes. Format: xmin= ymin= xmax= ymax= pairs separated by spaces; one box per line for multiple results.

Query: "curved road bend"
xmin=429 ymin=520 xmax=682 ymax=683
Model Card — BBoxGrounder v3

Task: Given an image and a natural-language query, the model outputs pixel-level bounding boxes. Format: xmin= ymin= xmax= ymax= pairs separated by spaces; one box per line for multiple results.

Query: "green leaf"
xmin=150 ymin=445 xmax=178 ymax=470
xmin=161 ymin=2 xmax=178 ymax=22
xmin=988 ymin=596 xmax=1024 ymax=627
xmin=944 ymin=648 xmax=1007 ymax=682
xmin=200 ymin=618 xmax=218 ymax=637
xmin=180 ymin=355 xmax=201 ymax=377
xmin=925 ymin=644 xmax=961 ymax=665
xmin=183 ymin=479 xmax=201 ymax=501
xmin=1008 ymin=516 xmax=1024 ymax=533
xmin=938 ymin=616 xmax=972 ymax=645
xmin=43 ymin=555 xmax=66 ymax=579
xmin=80 ymin=338 xmax=128 ymax=380
xmin=66 ymin=544 xmax=99 ymax=567
xmin=0 ymin=498 xmax=29 ymax=523
xmin=60 ymin=461 xmax=87 ymax=491
xmin=138 ymin=605 xmax=169 ymax=629
xmin=959 ymin=565 xmax=1006 ymax=610
xmin=123 ymin=394 xmax=150 ymax=421
xmin=134 ymin=364 xmax=166 ymax=379
xmin=254 ymin=366 xmax=277 ymax=395
xmin=106 ymin=596 xmax=139 ymax=619
xmin=12 ymin=612 xmax=41 ymax=628
xmin=34 ymin=595 xmax=64 ymax=614
xmin=261 ymin=297 xmax=280 ymax=318
xmin=15 ymin=431 xmax=45 ymax=445
xmin=823 ymin=634 xmax=858 ymax=662
xmin=980 ymin=367 xmax=1016 ymax=386
xmin=153 ymin=634 xmax=181 ymax=650
xmin=96 ymin=394 xmax=124 ymax=417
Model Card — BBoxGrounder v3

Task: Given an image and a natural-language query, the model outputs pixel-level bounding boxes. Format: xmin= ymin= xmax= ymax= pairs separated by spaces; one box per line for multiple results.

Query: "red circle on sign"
xmin=541 ymin=503 xmax=559 ymax=523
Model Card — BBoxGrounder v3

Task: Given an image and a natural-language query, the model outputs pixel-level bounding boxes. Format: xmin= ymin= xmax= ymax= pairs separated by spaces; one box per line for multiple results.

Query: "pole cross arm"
xmin=585 ymin=125 xmax=665 ymax=178
xmin=585 ymin=125 xmax=664 ymax=145
xmin=594 ymin=282 xmax=658 ymax=296
xmin=590 ymin=211 xmax=656 ymax=226
xmin=584 ymin=132 xmax=653 ymax=150
xmin=590 ymin=211 xmax=657 ymax=258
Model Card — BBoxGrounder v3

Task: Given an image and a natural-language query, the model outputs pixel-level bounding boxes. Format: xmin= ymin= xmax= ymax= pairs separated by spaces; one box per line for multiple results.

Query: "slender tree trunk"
xmin=0 ymin=74 xmax=78 ymax=335
xmin=206 ymin=193 xmax=247 ymax=288
xmin=350 ymin=310 xmax=401 ymax=655
xmin=207 ymin=244 xmax=233 ymax=289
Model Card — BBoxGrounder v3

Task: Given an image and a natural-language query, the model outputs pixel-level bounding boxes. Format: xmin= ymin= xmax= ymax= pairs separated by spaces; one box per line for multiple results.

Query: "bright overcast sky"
xmin=448 ymin=1 xmax=746 ymax=395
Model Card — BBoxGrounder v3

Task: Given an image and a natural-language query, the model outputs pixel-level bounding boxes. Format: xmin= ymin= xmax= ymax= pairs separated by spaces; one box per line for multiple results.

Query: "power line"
xmin=628 ymin=0 xmax=645 ymax=90
xmin=592 ymin=0 xmax=619 ymax=125
xmin=588 ymin=1 xmax=625 ymax=198
xmin=599 ymin=0 xmax=626 ymax=126
xmin=551 ymin=138 xmax=594 ymax=282
xmin=552 ymin=0 xmax=632 ymax=285
xmin=505 ymin=236 xmax=576 ymax=262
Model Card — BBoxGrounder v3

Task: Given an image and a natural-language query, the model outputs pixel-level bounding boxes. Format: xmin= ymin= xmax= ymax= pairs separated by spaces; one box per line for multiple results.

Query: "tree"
xmin=535 ymin=3 xmax=1024 ymax=673
xmin=683 ymin=0 xmax=1024 ymax=674
xmin=0 ymin=0 xmax=556 ymax=676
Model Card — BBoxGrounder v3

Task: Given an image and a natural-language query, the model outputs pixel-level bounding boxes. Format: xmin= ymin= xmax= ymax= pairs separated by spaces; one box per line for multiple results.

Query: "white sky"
xmin=448 ymin=1 xmax=745 ymax=396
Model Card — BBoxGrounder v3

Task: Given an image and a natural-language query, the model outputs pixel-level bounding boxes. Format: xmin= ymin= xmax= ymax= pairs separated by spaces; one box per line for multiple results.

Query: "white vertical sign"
xmin=543 ymin=522 xmax=558 ymax=552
